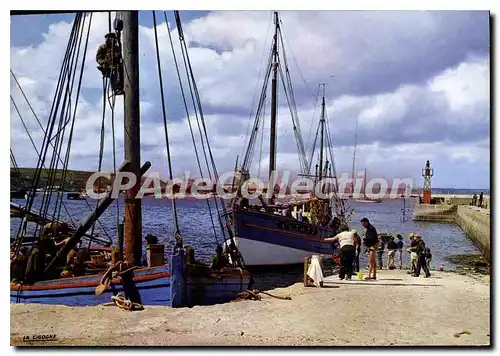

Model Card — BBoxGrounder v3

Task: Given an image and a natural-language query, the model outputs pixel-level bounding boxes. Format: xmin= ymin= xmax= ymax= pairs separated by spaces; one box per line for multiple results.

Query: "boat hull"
xmin=355 ymin=199 xmax=382 ymax=203
xmin=11 ymin=260 xmax=252 ymax=307
xmin=232 ymin=208 xmax=337 ymax=266
xmin=11 ymin=265 xmax=172 ymax=306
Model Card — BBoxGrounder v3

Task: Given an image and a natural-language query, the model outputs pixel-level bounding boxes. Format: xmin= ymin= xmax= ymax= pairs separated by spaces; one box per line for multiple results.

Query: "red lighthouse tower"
xmin=422 ymin=160 xmax=434 ymax=204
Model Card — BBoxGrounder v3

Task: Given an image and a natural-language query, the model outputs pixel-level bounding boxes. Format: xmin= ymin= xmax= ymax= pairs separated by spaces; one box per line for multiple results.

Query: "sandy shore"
xmin=11 ymin=269 xmax=490 ymax=346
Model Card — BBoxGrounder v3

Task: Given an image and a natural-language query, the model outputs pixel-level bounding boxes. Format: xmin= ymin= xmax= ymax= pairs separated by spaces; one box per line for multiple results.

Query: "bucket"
xmin=146 ymin=244 xmax=165 ymax=267
xmin=357 ymin=272 xmax=364 ymax=280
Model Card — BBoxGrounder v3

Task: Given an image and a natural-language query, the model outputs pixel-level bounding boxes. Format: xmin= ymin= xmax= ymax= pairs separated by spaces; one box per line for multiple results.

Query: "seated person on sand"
xmin=210 ymin=245 xmax=229 ymax=271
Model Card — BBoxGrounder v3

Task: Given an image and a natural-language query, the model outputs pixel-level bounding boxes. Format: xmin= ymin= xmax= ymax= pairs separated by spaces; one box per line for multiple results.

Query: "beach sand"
xmin=11 ymin=269 xmax=490 ymax=346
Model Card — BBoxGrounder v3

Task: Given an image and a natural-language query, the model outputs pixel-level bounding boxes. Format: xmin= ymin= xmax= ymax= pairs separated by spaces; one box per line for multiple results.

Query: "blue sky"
xmin=10 ymin=11 xmax=490 ymax=189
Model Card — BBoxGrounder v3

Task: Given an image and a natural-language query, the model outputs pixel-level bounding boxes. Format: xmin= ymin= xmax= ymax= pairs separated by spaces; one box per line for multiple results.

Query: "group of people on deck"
xmin=325 ymin=218 xmax=432 ymax=280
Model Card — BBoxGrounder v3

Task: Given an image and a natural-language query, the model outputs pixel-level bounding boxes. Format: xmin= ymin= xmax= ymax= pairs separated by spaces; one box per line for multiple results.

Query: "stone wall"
xmin=455 ymin=205 xmax=491 ymax=261
xmin=412 ymin=204 xmax=457 ymax=223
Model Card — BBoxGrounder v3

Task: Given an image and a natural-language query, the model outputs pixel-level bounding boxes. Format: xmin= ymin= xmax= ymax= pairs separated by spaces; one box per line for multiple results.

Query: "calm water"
xmin=11 ymin=195 xmax=480 ymax=271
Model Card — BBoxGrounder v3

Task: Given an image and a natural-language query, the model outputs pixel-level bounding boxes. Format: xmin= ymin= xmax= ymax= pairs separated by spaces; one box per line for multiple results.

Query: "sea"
xmin=11 ymin=193 xmax=482 ymax=271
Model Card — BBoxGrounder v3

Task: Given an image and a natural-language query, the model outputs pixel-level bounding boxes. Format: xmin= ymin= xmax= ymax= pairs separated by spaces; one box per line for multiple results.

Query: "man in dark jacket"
xmin=396 ymin=234 xmax=404 ymax=269
xmin=361 ymin=217 xmax=378 ymax=280
xmin=412 ymin=234 xmax=431 ymax=278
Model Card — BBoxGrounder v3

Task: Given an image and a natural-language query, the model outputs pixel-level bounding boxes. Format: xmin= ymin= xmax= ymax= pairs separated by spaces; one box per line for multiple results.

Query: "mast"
xmin=269 ymin=11 xmax=279 ymax=183
xmin=351 ymin=115 xmax=359 ymax=194
xmin=363 ymin=167 xmax=367 ymax=198
xmin=121 ymin=11 xmax=142 ymax=266
xmin=319 ymin=84 xmax=326 ymax=182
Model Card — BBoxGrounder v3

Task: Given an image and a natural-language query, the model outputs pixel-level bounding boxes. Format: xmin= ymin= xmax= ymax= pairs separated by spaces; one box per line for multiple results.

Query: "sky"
xmin=9 ymin=10 xmax=490 ymax=189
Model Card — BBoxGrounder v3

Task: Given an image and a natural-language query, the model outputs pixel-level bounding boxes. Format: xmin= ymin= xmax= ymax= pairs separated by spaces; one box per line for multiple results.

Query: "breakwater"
xmin=413 ymin=203 xmax=490 ymax=261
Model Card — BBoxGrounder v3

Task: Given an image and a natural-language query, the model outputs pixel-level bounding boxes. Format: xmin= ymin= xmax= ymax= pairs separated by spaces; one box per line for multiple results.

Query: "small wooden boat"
xmin=355 ymin=168 xmax=383 ymax=203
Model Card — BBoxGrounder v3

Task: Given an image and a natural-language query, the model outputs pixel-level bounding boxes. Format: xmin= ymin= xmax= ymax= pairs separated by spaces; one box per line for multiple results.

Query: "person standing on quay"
xmin=387 ymin=236 xmax=397 ymax=270
xmin=396 ymin=234 xmax=404 ymax=269
xmin=377 ymin=235 xmax=385 ymax=269
xmin=361 ymin=218 xmax=378 ymax=280
xmin=353 ymin=230 xmax=362 ymax=273
xmin=325 ymin=226 xmax=357 ymax=280
xmin=412 ymin=234 xmax=431 ymax=278
xmin=407 ymin=233 xmax=418 ymax=274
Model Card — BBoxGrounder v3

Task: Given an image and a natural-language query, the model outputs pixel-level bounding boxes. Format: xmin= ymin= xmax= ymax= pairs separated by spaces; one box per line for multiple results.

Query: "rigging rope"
xmin=152 ymin=11 xmax=182 ymax=246
xmin=305 ymin=84 xmax=321 ymax=162
xmin=14 ymin=12 xmax=83 ymax=251
xmin=12 ymin=13 xmax=112 ymax=252
xmin=11 ymin=75 xmax=112 ymax=245
xmin=162 ymin=11 xmax=220 ymax=246
xmin=279 ymin=22 xmax=317 ymax=100
xmin=257 ymin=100 xmax=266 ymax=179
xmin=173 ymin=11 xmax=246 ymax=267
xmin=239 ymin=11 xmax=275 ymax=163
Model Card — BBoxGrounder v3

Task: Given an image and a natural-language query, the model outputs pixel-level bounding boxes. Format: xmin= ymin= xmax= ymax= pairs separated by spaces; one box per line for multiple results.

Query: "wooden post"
xmin=120 ymin=11 xmax=142 ymax=267
xmin=303 ymin=256 xmax=311 ymax=287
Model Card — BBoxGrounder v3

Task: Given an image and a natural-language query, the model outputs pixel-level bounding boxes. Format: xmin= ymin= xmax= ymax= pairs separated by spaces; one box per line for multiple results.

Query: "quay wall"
xmin=413 ymin=204 xmax=491 ymax=261
xmin=412 ymin=204 xmax=457 ymax=223
xmin=455 ymin=206 xmax=491 ymax=260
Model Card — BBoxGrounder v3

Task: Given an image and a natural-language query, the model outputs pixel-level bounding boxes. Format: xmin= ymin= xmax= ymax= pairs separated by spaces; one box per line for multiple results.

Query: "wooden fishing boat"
xmin=227 ymin=13 xmax=350 ymax=266
xmin=11 ymin=263 xmax=251 ymax=307
xmin=10 ymin=10 xmax=251 ymax=308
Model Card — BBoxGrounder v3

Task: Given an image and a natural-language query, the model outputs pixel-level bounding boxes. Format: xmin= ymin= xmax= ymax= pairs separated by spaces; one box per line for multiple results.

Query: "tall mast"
xmin=120 ymin=11 xmax=142 ymax=266
xmin=269 ymin=11 xmax=279 ymax=182
xmin=319 ymin=84 xmax=326 ymax=183
xmin=351 ymin=115 xmax=359 ymax=194
xmin=363 ymin=167 xmax=367 ymax=198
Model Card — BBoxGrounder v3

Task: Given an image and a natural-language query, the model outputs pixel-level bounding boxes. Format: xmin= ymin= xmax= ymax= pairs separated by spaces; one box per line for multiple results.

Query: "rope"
xmin=108 ymin=78 xmax=120 ymax=238
xmin=277 ymin=63 xmax=308 ymax=173
xmin=173 ymin=11 xmax=245 ymax=267
xmin=305 ymin=84 xmax=321 ymax=163
xmin=279 ymin=22 xmax=317 ymax=99
xmin=152 ymin=11 xmax=181 ymax=246
xmin=234 ymin=289 xmax=292 ymax=302
xmin=163 ymin=11 xmax=220 ymax=246
xmin=88 ymin=75 xmax=108 ymax=248
xmin=10 ymin=95 xmax=78 ymax=230
xmin=257 ymin=100 xmax=266 ymax=179
xmin=239 ymin=11 xmax=274 ymax=162
xmin=54 ymin=12 xmax=93 ymax=227
xmin=111 ymin=293 xmax=144 ymax=311
xmin=13 ymin=13 xmax=83 ymax=252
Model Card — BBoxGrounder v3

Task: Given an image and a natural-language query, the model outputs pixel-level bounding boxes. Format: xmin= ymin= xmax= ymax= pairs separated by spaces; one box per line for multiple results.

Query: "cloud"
xmin=10 ymin=10 xmax=490 ymax=189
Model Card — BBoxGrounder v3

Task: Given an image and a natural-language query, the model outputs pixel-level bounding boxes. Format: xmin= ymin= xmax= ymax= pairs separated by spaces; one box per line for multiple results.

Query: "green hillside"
xmin=10 ymin=168 xmax=112 ymax=191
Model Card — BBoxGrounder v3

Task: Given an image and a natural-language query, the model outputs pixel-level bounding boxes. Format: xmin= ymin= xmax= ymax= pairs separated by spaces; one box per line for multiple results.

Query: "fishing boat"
xmin=10 ymin=11 xmax=251 ymax=307
xmin=355 ymin=168 xmax=383 ymax=203
xmin=227 ymin=13 xmax=351 ymax=267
